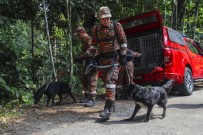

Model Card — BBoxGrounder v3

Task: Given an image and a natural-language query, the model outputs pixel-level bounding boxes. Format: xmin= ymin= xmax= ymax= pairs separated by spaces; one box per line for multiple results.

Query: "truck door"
xmin=185 ymin=41 xmax=203 ymax=78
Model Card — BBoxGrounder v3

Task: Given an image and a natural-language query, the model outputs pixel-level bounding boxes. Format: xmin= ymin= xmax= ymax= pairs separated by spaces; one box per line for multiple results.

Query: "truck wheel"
xmin=178 ymin=67 xmax=194 ymax=96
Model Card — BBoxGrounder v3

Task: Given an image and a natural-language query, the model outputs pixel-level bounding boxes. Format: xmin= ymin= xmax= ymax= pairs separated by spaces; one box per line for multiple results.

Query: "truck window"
xmin=168 ymin=28 xmax=185 ymax=45
xmin=186 ymin=41 xmax=201 ymax=54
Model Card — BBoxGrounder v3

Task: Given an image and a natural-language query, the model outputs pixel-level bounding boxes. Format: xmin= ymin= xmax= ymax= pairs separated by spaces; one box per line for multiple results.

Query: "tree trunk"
xmin=65 ymin=0 xmax=73 ymax=90
xmin=193 ymin=0 xmax=200 ymax=38
xmin=31 ymin=0 xmax=36 ymax=84
xmin=43 ymin=0 xmax=57 ymax=81
xmin=31 ymin=19 xmax=35 ymax=82
xmin=177 ymin=0 xmax=187 ymax=30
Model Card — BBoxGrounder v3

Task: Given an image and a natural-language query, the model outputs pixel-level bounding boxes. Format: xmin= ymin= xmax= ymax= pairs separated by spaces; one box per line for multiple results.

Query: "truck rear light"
xmin=164 ymin=48 xmax=173 ymax=67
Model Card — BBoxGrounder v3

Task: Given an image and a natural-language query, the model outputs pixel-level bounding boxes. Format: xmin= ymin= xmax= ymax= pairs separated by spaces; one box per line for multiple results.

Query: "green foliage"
xmin=0 ymin=0 xmax=203 ymax=111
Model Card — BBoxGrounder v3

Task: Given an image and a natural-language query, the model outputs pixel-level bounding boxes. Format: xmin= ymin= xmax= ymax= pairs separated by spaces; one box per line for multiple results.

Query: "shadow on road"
xmin=167 ymin=83 xmax=203 ymax=98
xmin=94 ymin=115 xmax=146 ymax=125
xmin=94 ymin=113 xmax=164 ymax=125
xmin=167 ymin=83 xmax=203 ymax=109
xmin=167 ymin=103 xmax=203 ymax=109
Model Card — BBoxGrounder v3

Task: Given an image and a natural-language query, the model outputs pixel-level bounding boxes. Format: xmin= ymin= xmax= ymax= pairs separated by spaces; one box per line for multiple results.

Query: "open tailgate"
xmin=119 ymin=10 xmax=163 ymax=36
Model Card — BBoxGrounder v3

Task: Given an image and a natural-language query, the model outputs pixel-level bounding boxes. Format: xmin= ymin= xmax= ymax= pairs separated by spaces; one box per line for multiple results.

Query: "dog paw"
xmin=162 ymin=114 xmax=166 ymax=119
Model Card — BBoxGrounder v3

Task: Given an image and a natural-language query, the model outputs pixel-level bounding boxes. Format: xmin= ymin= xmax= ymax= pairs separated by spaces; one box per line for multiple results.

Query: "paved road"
xmin=2 ymin=83 xmax=203 ymax=135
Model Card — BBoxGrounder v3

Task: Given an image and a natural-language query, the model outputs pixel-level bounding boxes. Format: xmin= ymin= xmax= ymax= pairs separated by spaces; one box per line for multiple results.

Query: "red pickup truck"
xmin=119 ymin=10 xmax=203 ymax=96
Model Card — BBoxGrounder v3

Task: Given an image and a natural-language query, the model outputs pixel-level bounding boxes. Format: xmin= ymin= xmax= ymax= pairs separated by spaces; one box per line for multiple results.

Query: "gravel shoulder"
xmin=1 ymin=83 xmax=203 ymax=135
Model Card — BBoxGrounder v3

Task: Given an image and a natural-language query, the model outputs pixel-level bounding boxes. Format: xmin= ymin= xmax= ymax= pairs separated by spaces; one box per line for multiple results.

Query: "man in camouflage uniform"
xmin=74 ymin=27 xmax=98 ymax=107
xmin=116 ymin=50 xmax=141 ymax=99
xmin=87 ymin=6 xmax=128 ymax=119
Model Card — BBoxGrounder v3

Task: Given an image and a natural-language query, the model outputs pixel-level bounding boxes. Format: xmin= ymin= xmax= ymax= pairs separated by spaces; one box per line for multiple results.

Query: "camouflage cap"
xmin=98 ymin=6 xmax=112 ymax=19
xmin=73 ymin=27 xmax=86 ymax=35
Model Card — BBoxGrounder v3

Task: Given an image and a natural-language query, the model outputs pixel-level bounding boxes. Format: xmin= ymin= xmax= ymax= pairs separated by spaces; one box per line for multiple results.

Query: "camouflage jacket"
xmin=79 ymin=33 xmax=92 ymax=59
xmin=90 ymin=21 xmax=127 ymax=54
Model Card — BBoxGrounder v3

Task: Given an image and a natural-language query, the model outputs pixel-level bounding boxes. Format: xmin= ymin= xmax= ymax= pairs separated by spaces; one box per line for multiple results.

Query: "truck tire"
xmin=178 ymin=67 xmax=194 ymax=96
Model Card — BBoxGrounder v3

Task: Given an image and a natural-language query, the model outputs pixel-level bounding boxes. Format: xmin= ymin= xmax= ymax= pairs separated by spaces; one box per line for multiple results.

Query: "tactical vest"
xmin=95 ymin=21 xmax=119 ymax=54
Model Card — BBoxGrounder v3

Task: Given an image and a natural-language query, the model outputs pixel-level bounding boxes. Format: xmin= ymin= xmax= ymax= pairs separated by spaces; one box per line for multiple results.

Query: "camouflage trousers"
xmin=82 ymin=67 xmax=98 ymax=100
xmin=100 ymin=58 xmax=120 ymax=101
xmin=116 ymin=61 xmax=134 ymax=99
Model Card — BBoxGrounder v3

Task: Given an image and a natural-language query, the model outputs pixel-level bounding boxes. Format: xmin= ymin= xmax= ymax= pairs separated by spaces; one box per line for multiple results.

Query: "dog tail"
xmin=162 ymin=79 xmax=175 ymax=94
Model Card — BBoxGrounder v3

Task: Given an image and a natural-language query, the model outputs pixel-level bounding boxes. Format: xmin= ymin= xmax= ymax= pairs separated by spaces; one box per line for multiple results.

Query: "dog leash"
xmin=84 ymin=63 xmax=120 ymax=75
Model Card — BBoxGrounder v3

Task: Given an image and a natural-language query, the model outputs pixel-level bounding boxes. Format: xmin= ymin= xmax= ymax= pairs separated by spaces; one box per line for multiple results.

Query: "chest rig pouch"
xmin=95 ymin=21 xmax=120 ymax=67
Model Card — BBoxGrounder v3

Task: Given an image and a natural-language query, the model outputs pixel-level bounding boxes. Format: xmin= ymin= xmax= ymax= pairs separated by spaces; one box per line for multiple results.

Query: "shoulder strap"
xmin=113 ymin=21 xmax=118 ymax=47
xmin=113 ymin=21 xmax=118 ymax=39
xmin=96 ymin=24 xmax=99 ymax=46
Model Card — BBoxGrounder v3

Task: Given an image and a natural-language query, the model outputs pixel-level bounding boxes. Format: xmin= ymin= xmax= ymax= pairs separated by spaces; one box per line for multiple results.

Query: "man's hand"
xmin=133 ymin=52 xmax=142 ymax=57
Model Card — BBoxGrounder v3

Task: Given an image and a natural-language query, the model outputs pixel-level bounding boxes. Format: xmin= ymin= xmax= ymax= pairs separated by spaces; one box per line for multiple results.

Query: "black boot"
xmin=84 ymin=99 xmax=95 ymax=107
xmin=99 ymin=100 xmax=115 ymax=119
xmin=80 ymin=93 xmax=89 ymax=103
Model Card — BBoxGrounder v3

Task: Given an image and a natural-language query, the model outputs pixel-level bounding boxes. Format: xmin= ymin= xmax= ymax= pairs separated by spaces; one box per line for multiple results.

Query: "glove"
xmin=119 ymin=54 xmax=127 ymax=65
xmin=84 ymin=57 xmax=97 ymax=74
xmin=84 ymin=57 xmax=98 ymax=66
xmin=126 ymin=50 xmax=134 ymax=62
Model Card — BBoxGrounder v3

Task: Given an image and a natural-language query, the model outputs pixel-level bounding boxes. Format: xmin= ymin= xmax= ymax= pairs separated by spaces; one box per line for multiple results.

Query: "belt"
xmin=98 ymin=50 xmax=120 ymax=59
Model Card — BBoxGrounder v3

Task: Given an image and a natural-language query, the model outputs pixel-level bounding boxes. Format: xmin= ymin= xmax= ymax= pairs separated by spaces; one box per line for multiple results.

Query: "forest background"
xmin=0 ymin=0 xmax=203 ymax=113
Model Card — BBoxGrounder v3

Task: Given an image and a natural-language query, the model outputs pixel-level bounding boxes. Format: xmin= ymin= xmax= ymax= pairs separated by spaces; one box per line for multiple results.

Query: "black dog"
xmin=123 ymin=79 xmax=174 ymax=122
xmin=34 ymin=81 xmax=76 ymax=107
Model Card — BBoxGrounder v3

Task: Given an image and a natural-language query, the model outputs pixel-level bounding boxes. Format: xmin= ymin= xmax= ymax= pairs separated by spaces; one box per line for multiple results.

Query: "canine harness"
xmin=44 ymin=83 xmax=50 ymax=92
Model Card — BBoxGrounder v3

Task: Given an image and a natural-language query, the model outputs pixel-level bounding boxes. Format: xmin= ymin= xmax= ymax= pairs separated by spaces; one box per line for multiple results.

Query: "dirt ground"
xmin=1 ymin=83 xmax=203 ymax=135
